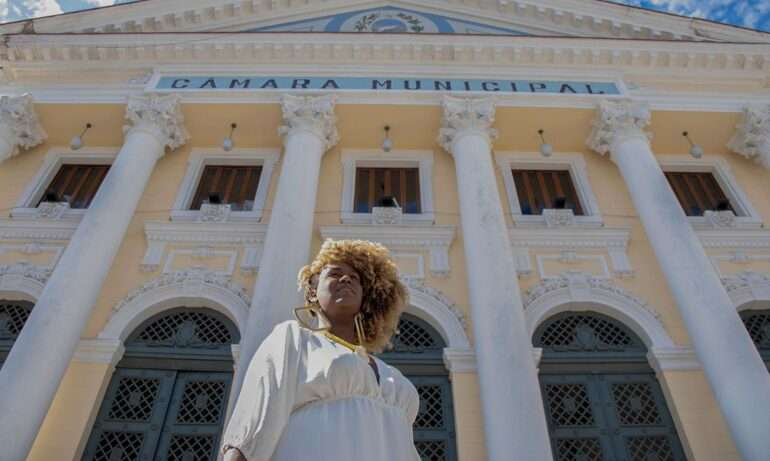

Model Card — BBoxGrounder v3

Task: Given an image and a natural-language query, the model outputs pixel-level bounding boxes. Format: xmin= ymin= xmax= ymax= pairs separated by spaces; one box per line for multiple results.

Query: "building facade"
xmin=1 ymin=1 xmax=770 ymax=460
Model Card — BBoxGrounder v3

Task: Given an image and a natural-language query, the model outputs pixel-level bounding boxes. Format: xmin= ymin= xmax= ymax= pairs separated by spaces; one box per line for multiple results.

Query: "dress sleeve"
xmin=221 ymin=321 xmax=303 ymax=461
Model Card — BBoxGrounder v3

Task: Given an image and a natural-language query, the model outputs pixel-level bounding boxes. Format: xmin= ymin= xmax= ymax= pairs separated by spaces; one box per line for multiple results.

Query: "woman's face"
xmin=315 ymin=261 xmax=363 ymax=318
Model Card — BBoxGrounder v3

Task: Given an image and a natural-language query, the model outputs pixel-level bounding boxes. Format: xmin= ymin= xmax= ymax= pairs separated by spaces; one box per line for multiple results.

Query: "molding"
xmin=403 ymin=278 xmax=468 ymax=341
xmin=523 ymin=271 xmax=676 ymax=349
xmin=587 ymin=99 xmax=651 ymax=157
xmin=125 ymin=93 xmax=189 ymax=152
xmin=0 ymin=217 xmax=78 ymax=241
xmin=647 ymin=347 xmax=701 ymax=373
xmin=697 ymin=229 xmax=770 ymax=249
xmin=320 ymin=223 xmax=456 ymax=277
xmin=442 ymin=348 xmax=476 ymax=373
xmin=723 ymin=271 xmax=770 ymax=308
xmin=73 ymin=339 xmax=124 ymax=367
xmin=170 ymin=148 xmax=279 ymax=223
xmin=438 ymin=96 xmax=497 ymax=152
xmin=0 ymin=262 xmax=49 ymax=300
xmin=340 ymin=148 xmax=434 ymax=225
xmin=728 ymin=105 xmax=770 ymax=169
xmin=279 ymin=94 xmax=338 ymax=150
xmin=0 ymin=94 xmax=46 ymax=163
xmin=495 ymin=151 xmax=602 ymax=227
xmin=102 ymin=268 xmax=251 ymax=341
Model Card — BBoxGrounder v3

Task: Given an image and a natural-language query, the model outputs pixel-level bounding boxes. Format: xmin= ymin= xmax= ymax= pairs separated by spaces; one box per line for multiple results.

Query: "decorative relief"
xmin=278 ymin=94 xmax=339 ymax=151
xmin=0 ymin=94 xmax=47 ymax=163
xmin=438 ymin=96 xmax=497 ymax=153
xmin=587 ymin=100 xmax=651 ymax=157
xmin=114 ymin=268 xmax=250 ymax=312
xmin=722 ymin=271 xmax=770 ymax=293
xmin=371 ymin=206 xmax=403 ymax=225
xmin=703 ymin=210 xmax=737 ymax=229
xmin=35 ymin=201 xmax=70 ymax=220
xmin=402 ymin=278 xmax=467 ymax=329
xmin=197 ymin=204 xmax=232 ymax=223
xmin=542 ymin=209 xmax=576 ymax=228
xmin=727 ymin=105 xmax=770 ymax=169
xmin=0 ymin=261 xmax=52 ymax=285
xmin=124 ymin=93 xmax=190 ymax=152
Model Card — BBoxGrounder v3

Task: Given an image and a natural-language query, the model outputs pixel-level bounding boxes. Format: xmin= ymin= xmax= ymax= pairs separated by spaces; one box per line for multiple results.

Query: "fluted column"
xmin=0 ymin=94 xmax=189 ymax=460
xmin=0 ymin=94 xmax=47 ymax=164
xmin=439 ymin=96 xmax=553 ymax=461
xmin=234 ymin=95 xmax=338 ymax=390
xmin=728 ymin=105 xmax=770 ymax=169
xmin=588 ymin=100 xmax=770 ymax=461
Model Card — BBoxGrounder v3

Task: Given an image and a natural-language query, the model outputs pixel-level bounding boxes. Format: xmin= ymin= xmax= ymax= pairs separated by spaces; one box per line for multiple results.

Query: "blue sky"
xmin=1 ymin=0 xmax=769 ymax=33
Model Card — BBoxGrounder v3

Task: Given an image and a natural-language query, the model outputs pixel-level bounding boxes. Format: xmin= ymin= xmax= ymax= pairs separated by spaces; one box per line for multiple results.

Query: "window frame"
xmin=171 ymin=148 xmax=279 ymax=223
xmin=341 ymin=149 xmax=434 ymax=225
xmin=11 ymin=147 xmax=117 ymax=221
xmin=658 ymin=155 xmax=762 ymax=229
xmin=495 ymin=152 xmax=602 ymax=227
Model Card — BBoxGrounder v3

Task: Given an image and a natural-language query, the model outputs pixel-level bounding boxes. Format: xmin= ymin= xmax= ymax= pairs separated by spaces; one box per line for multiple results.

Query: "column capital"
xmin=587 ymin=99 xmax=651 ymax=158
xmin=0 ymin=94 xmax=47 ymax=162
xmin=728 ymin=105 xmax=770 ymax=169
xmin=123 ymin=94 xmax=189 ymax=153
xmin=438 ymin=96 xmax=497 ymax=153
xmin=278 ymin=94 xmax=339 ymax=151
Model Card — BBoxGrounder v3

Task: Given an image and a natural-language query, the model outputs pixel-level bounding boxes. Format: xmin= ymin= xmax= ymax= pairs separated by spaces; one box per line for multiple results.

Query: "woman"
xmin=222 ymin=239 xmax=421 ymax=461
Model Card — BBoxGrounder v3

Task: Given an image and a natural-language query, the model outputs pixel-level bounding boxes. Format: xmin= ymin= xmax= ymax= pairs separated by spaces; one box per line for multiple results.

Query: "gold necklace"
xmin=323 ymin=331 xmax=368 ymax=359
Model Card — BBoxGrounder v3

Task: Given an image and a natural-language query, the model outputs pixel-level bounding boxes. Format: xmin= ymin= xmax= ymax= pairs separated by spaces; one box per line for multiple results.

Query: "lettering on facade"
xmin=158 ymin=76 xmax=619 ymax=95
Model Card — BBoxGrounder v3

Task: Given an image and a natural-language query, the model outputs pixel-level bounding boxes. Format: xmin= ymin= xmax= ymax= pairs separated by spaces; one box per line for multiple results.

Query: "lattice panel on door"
xmin=176 ymin=380 xmax=228 ymax=424
xmin=555 ymin=438 xmax=604 ymax=461
xmin=612 ymin=382 xmax=662 ymax=426
xmin=740 ymin=310 xmax=770 ymax=351
xmin=0 ymin=300 xmax=33 ymax=340
xmin=415 ymin=384 xmax=446 ymax=429
xmin=416 ymin=440 xmax=447 ymax=461
xmin=131 ymin=311 xmax=234 ymax=347
xmin=535 ymin=313 xmax=645 ymax=353
xmin=392 ymin=316 xmax=444 ymax=353
xmin=165 ymin=434 xmax=216 ymax=461
xmin=545 ymin=383 xmax=596 ymax=427
xmin=91 ymin=431 xmax=144 ymax=461
xmin=627 ymin=436 xmax=676 ymax=461
xmin=107 ymin=376 xmax=161 ymax=422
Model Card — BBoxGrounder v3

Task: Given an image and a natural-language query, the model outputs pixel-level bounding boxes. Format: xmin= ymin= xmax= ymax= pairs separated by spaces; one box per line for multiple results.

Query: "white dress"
xmin=223 ymin=320 xmax=422 ymax=461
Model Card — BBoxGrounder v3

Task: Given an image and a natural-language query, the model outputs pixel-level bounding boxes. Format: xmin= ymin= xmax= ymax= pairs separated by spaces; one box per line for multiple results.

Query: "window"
xmin=190 ymin=165 xmax=262 ymax=211
xmin=37 ymin=164 xmax=109 ymax=209
xmin=0 ymin=300 xmax=34 ymax=369
xmin=354 ymin=167 xmax=421 ymax=213
xmin=83 ymin=308 xmax=239 ymax=461
xmin=512 ymin=169 xmax=583 ymax=216
xmin=341 ymin=150 xmax=434 ymax=224
xmin=740 ymin=310 xmax=770 ymax=368
xmin=665 ymin=172 xmax=734 ymax=217
xmin=534 ymin=312 xmax=686 ymax=461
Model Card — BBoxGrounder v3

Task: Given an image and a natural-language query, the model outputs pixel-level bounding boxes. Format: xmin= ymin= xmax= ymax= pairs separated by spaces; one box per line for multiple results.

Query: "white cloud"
xmin=82 ymin=0 xmax=120 ymax=6
xmin=20 ymin=0 xmax=63 ymax=17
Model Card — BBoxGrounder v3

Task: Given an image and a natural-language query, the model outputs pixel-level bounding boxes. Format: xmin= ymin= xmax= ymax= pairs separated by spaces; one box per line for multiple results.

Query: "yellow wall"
xmin=3 ymin=103 xmax=766 ymax=460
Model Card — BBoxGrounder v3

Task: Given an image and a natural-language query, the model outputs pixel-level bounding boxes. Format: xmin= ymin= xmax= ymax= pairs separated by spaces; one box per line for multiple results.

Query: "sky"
xmin=1 ymin=0 xmax=769 ymax=33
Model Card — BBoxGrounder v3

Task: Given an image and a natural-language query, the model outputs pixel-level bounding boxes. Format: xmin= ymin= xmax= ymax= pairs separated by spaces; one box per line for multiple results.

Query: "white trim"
xmin=495 ymin=152 xmax=602 ymax=228
xmin=10 ymin=147 xmax=118 ymax=222
xmin=72 ymin=339 xmax=124 ymax=367
xmin=162 ymin=247 xmax=238 ymax=276
xmin=535 ymin=252 xmax=610 ymax=279
xmin=524 ymin=271 xmax=675 ymax=350
xmin=442 ymin=348 xmax=476 ymax=373
xmin=723 ymin=271 xmax=770 ymax=310
xmin=170 ymin=148 xmax=279 ymax=222
xmin=658 ymin=154 xmax=763 ymax=229
xmin=0 ymin=263 xmax=47 ymax=302
xmin=647 ymin=347 xmax=701 ymax=373
xmin=404 ymin=283 xmax=470 ymax=350
xmin=340 ymin=149 xmax=434 ymax=225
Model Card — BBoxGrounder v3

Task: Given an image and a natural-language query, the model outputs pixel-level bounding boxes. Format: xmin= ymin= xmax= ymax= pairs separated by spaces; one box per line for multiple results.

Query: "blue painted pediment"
xmin=246 ymin=6 xmax=529 ymax=35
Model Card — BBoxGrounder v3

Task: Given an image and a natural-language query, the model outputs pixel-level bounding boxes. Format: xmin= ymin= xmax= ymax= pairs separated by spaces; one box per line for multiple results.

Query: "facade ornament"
xmin=123 ymin=93 xmax=190 ymax=152
xmin=0 ymin=94 xmax=47 ymax=163
xmin=0 ymin=261 xmax=52 ymax=285
xmin=402 ymin=277 xmax=467 ymax=329
xmin=197 ymin=203 xmax=231 ymax=223
xmin=727 ymin=105 xmax=770 ymax=169
xmin=542 ymin=208 xmax=576 ymax=228
xmin=114 ymin=268 xmax=250 ymax=312
xmin=278 ymin=94 xmax=339 ymax=151
xmin=35 ymin=201 xmax=70 ymax=220
xmin=371 ymin=206 xmax=403 ymax=225
xmin=721 ymin=271 xmax=770 ymax=293
xmin=587 ymin=99 xmax=652 ymax=157
xmin=703 ymin=210 xmax=737 ymax=229
xmin=438 ymin=96 xmax=497 ymax=152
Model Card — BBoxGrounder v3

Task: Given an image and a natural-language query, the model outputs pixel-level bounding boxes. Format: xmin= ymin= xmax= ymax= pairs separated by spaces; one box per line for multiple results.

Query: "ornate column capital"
xmin=587 ymin=100 xmax=652 ymax=158
xmin=123 ymin=94 xmax=189 ymax=153
xmin=278 ymin=94 xmax=339 ymax=151
xmin=0 ymin=94 xmax=47 ymax=161
xmin=728 ymin=105 xmax=770 ymax=169
xmin=438 ymin=96 xmax=497 ymax=153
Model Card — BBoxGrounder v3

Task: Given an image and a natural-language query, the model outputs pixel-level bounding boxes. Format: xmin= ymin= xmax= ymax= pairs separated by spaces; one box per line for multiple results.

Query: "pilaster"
xmin=278 ymin=94 xmax=339 ymax=151
xmin=587 ymin=99 xmax=652 ymax=159
xmin=124 ymin=94 xmax=190 ymax=153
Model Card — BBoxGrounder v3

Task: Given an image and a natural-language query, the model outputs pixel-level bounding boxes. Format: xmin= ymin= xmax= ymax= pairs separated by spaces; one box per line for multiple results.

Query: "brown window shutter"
xmin=39 ymin=164 xmax=110 ymax=209
xmin=664 ymin=171 xmax=734 ymax=216
xmin=190 ymin=165 xmax=262 ymax=210
xmin=512 ymin=169 xmax=584 ymax=215
xmin=353 ymin=167 xmax=421 ymax=214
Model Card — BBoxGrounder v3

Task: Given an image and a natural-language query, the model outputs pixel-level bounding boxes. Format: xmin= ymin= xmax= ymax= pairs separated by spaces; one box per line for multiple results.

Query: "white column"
xmin=0 ymin=94 xmax=47 ymax=164
xmin=0 ymin=94 xmax=189 ymax=460
xmin=235 ymin=95 xmax=338 ymax=386
xmin=439 ymin=96 xmax=553 ymax=461
xmin=728 ymin=105 xmax=770 ymax=169
xmin=588 ymin=100 xmax=770 ymax=461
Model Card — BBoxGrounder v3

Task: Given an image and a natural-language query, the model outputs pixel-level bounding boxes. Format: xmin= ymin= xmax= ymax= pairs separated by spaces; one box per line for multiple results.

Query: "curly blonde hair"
xmin=298 ymin=239 xmax=408 ymax=353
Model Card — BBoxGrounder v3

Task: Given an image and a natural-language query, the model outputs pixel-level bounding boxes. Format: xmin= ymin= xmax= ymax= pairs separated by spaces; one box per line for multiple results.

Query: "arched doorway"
xmin=534 ymin=311 xmax=685 ymax=461
xmin=740 ymin=309 xmax=770 ymax=369
xmin=83 ymin=308 xmax=239 ymax=461
xmin=379 ymin=313 xmax=458 ymax=461
xmin=0 ymin=299 xmax=34 ymax=368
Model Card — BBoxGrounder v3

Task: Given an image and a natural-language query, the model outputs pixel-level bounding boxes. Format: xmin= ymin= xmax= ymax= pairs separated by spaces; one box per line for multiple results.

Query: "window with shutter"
xmin=664 ymin=171 xmax=735 ymax=217
xmin=354 ymin=167 xmax=421 ymax=213
xmin=190 ymin=165 xmax=262 ymax=211
xmin=512 ymin=169 xmax=584 ymax=216
xmin=38 ymin=164 xmax=110 ymax=209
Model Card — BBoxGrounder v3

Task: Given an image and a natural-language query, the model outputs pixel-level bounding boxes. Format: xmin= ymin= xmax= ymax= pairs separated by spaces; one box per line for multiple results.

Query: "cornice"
xmin=144 ymin=221 xmax=268 ymax=244
xmin=320 ymin=223 xmax=456 ymax=246
xmin=0 ymin=218 xmax=78 ymax=241
xmin=508 ymin=226 xmax=631 ymax=249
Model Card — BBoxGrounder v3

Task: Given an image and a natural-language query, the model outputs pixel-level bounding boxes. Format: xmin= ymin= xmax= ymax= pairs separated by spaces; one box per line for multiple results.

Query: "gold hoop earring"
xmin=294 ymin=306 xmax=331 ymax=332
